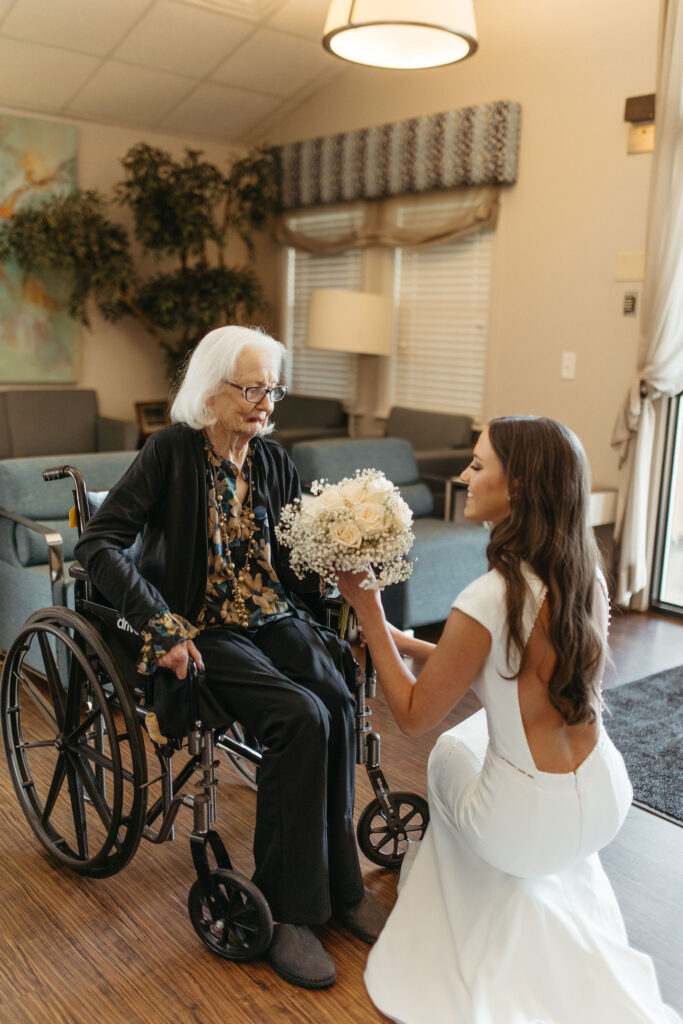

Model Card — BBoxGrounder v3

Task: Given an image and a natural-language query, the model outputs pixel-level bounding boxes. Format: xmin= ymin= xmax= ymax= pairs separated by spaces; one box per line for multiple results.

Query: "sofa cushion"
xmin=415 ymin=450 xmax=474 ymax=479
xmin=14 ymin=517 xmax=76 ymax=566
xmin=386 ymin=407 xmax=473 ymax=451
xmin=272 ymin=395 xmax=346 ymax=431
xmin=290 ymin=437 xmax=434 ymax=517
xmin=0 ymin=450 xmax=137 ymax=518
xmin=292 ymin=437 xmax=418 ymax=487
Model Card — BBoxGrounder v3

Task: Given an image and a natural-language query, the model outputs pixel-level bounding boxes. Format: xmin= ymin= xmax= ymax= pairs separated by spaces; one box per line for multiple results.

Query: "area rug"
xmin=605 ymin=665 xmax=682 ymax=824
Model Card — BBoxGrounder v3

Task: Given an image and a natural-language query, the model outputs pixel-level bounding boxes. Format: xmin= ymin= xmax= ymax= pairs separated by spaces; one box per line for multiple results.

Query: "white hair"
xmin=170 ymin=325 xmax=286 ymax=431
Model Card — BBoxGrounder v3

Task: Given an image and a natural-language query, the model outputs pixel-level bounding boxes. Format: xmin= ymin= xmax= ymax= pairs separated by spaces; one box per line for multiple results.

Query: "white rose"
xmin=317 ymin=485 xmax=345 ymax=511
xmin=354 ymin=501 xmax=387 ymax=536
xmin=392 ymin=498 xmax=413 ymax=530
xmin=329 ymin=520 xmax=363 ymax=547
xmin=365 ymin=475 xmax=394 ymax=499
xmin=341 ymin=478 xmax=367 ymax=502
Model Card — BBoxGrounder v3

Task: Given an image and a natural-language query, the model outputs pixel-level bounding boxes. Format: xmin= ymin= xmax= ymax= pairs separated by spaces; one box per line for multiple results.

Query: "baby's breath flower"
xmin=275 ymin=469 xmax=415 ymax=590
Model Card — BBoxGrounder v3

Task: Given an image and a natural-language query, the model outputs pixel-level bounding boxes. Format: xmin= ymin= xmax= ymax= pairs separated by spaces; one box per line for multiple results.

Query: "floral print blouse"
xmin=137 ymin=437 xmax=290 ymax=674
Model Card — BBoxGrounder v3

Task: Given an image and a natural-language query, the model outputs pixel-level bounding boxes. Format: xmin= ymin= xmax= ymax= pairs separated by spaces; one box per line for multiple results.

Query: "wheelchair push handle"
xmin=42 ymin=464 xmax=90 ymax=533
xmin=42 ymin=465 xmax=70 ymax=481
xmin=43 ymin=464 xmax=85 ymax=490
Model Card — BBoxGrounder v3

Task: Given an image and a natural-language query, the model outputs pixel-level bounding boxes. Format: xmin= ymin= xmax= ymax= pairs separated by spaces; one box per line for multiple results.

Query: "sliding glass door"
xmin=651 ymin=394 xmax=683 ymax=614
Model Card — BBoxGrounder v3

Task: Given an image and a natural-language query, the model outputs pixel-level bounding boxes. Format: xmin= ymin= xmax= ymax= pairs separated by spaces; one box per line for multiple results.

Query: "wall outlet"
xmin=561 ymin=351 xmax=576 ymax=380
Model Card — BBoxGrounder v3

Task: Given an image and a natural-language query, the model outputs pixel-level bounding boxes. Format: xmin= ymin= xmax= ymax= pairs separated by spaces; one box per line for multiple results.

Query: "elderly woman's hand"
xmin=156 ymin=639 xmax=204 ymax=680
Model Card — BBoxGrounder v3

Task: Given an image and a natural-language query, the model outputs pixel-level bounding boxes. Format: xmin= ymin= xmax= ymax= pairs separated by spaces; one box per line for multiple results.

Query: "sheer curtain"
xmin=274 ymin=187 xmax=499 ymax=254
xmin=611 ymin=0 xmax=683 ymax=608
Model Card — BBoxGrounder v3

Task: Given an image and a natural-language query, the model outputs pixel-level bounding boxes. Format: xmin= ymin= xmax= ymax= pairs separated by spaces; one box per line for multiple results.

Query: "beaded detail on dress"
xmin=136 ymin=436 xmax=291 ymax=674
xmin=198 ymin=437 xmax=290 ymax=630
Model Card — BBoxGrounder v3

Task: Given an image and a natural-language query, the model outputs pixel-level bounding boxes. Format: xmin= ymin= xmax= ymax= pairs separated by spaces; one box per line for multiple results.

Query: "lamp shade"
xmin=307 ymin=289 xmax=393 ymax=355
xmin=323 ymin=0 xmax=478 ymax=70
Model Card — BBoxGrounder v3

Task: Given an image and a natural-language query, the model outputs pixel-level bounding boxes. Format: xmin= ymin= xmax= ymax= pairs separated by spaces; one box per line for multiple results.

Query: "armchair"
xmin=0 ymin=450 xmax=137 ymax=665
xmin=385 ymin=407 xmax=476 ymax=517
xmin=0 ymin=388 xmax=138 ymax=458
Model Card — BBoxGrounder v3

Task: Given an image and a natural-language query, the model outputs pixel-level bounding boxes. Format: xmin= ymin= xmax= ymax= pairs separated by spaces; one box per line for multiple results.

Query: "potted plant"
xmin=0 ymin=143 xmax=281 ymax=378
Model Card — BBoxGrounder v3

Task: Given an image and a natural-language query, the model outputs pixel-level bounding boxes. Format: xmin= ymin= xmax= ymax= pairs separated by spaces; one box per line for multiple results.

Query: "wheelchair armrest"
xmin=69 ymin=563 xmax=89 ymax=582
xmin=0 ymin=505 xmax=66 ymax=604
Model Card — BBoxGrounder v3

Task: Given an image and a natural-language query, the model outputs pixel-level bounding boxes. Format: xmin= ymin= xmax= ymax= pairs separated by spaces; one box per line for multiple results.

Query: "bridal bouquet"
xmin=275 ymin=468 xmax=415 ymax=590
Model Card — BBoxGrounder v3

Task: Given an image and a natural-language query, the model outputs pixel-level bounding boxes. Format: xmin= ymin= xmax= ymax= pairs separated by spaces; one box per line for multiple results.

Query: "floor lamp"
xmin=307 ymin=288 xmax=394 ymax=436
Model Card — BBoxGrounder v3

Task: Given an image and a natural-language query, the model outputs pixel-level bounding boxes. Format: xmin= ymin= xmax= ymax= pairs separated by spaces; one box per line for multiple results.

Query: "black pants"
xmin=195 ymin=615 xmax=365 ymax=925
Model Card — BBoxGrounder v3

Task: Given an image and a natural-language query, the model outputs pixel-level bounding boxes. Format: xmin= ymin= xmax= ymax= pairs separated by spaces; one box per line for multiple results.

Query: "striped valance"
xmin=277 ymin=100 xmax=521 ymax=210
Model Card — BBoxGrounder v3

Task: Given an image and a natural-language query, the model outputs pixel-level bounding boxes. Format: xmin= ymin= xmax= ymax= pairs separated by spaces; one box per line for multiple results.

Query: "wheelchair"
xmin=1 ymin=463 xmax=429 ymax=963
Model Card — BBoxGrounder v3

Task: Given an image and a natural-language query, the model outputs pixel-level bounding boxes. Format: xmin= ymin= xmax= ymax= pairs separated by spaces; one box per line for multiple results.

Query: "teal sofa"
xmin=289 ymin=437 xmax=489 ymax=630
xmin=0 ymin=450 xmax=138 ymax=664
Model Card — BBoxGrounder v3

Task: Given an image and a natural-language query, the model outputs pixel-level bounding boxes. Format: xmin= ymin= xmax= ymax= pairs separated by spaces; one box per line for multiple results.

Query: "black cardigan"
xmin=74 ymin=424 xmax=322 ymax=631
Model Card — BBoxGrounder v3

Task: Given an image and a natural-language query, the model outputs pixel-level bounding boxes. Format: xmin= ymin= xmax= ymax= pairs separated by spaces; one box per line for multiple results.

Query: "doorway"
xmin=651 ymin=394 xmax=683 ymax=614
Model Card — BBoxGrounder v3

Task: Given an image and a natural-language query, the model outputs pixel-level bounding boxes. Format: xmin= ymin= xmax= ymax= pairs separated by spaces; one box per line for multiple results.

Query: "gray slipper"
xmin=265 ymin=924 xmax=336 ymax=989
xmin=334 ymin=889 xmax=390 ymax=944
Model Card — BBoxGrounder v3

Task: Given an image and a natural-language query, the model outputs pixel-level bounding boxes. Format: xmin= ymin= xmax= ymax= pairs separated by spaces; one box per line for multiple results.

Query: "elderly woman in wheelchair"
xmin=76 ymin=324 xmax=392 ymax=987
xmin=1 ymin=324 xmax=429 ymax=991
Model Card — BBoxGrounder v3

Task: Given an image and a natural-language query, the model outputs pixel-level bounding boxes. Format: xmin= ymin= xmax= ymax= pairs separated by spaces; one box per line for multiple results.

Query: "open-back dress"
xmin=364 ymin=567 xmax=681 ymax=1024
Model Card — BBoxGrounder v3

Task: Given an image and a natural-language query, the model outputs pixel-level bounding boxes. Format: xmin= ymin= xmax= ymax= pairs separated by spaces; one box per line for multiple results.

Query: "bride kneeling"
xmin=339 ymin=415 xmax=680 ymax=1024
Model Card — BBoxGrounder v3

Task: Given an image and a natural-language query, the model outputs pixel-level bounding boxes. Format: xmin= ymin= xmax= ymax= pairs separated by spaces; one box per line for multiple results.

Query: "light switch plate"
xmin=561 ymin=351 xmax=576 ymax=380
xmin=628 ymin=123 xmax=655 ymax=153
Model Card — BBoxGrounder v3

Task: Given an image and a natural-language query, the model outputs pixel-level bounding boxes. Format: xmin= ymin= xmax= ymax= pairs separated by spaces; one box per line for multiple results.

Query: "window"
xmin=283 ymin=196 xmax=494 ymax=419
xmin=392 ymin=203 xmax=492 ymax=420
xmin=283 ymin=208 xmax=364 ymax=401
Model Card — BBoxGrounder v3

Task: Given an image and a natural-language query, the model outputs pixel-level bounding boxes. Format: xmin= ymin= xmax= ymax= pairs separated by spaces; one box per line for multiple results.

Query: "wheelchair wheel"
xmin=357 ymin=791 xmax=430 ymax=868
xmin=218 ymin=721 xmax=260 ymax=791
xmin=188 ymin=868 xmax=273 ymax=961
xmin=1 ymin=607 xmax=147 ymax=878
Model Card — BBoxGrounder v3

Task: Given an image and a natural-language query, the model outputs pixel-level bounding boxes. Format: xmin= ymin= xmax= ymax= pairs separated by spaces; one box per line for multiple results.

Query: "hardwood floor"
xmin=0 ymin=609 xmax=681 ymax=1023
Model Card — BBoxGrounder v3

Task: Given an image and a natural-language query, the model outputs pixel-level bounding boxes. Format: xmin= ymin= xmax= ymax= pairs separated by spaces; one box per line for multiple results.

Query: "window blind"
xmin=393 ymin=202 xmax=493 ymax=421
xmin=285 ymin=209 xmax=364 ymax=401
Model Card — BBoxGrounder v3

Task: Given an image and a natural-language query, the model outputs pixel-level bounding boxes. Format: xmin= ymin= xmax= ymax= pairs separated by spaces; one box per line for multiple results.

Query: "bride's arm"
xmin=386 ymin=622 xmax=435 ymax=664
xmin=338 ymin=571 xmax=490 ymax=737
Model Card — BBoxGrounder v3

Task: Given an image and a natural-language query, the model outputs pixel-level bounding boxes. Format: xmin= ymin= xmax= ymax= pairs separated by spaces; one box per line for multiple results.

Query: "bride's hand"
xmin=337 ymin=568 xmax=383 ymax=622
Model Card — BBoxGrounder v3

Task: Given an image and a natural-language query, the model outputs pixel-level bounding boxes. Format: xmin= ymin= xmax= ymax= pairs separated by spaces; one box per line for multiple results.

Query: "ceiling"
xmin=0 ymin=0 xmax=346 ymax=146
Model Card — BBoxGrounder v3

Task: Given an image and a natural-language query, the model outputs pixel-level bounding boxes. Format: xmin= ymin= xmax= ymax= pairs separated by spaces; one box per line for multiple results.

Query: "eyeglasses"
xmin=225 ymin=381 xmax=288 ymax=404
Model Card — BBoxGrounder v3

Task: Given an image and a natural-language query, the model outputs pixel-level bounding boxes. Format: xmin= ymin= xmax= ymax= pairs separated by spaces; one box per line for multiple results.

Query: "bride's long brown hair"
xmin=486 ymin=416 xmax=606 ymax=724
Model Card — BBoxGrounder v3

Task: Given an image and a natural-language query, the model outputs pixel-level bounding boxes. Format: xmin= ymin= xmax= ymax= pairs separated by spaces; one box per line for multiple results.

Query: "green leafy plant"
xmin=0 ymin=143 xmax=281 ymax=377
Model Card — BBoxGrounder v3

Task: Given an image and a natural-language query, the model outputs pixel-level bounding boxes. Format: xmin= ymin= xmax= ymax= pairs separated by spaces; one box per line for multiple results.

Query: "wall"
xmin=0 ymin=107 xmax=248 ymax=421
xmin=258 ymin=0 xmax=659 ymax=489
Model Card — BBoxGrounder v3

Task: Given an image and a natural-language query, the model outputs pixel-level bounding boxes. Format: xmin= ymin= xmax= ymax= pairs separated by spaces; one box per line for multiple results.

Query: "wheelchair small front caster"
xmin=357 ymin=791 xmax=430 ymax=868
xmin=188 ymin=868 xmax=273 ymax=961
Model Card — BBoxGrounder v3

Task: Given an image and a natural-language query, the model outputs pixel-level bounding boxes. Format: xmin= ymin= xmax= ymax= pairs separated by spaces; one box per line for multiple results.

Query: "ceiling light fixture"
xmin=322 ymin=0 xmax=478 ymax=70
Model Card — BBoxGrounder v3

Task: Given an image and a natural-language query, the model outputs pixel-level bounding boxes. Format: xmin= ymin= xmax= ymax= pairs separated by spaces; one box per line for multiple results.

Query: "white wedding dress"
xmin=364 ymin=568 xmax=681 ymax=1024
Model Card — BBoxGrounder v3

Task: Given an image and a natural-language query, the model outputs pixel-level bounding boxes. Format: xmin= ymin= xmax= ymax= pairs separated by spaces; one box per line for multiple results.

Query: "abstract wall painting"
xmin=0 ymin=114 xmax=79 ymax=382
